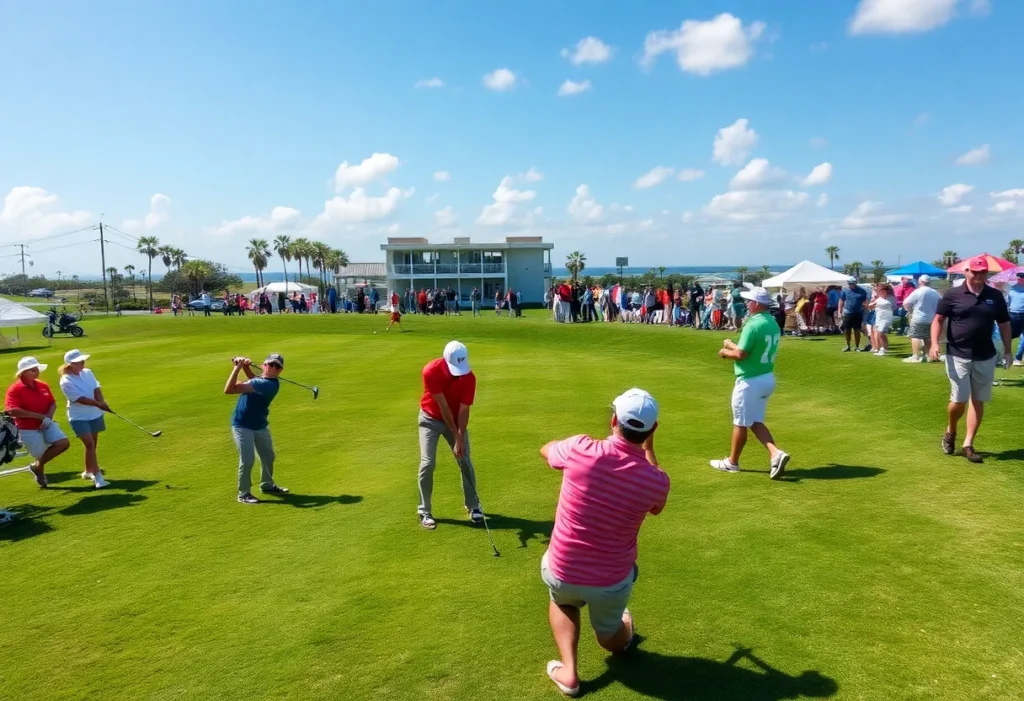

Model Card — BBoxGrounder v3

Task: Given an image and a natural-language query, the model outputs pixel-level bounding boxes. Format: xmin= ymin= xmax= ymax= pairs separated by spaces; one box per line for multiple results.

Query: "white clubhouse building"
xmin=380 ymin=236 xmax=554 ymax=304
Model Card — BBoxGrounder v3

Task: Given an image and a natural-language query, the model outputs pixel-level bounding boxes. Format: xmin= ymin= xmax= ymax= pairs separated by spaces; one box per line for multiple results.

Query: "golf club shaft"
xmin=233 ymin=360 xmax=317 ymax=395
xmin=0 ymin=465 xmax=32 ymax=478
xmin=111 ymin=411 xmax=159 ymax=436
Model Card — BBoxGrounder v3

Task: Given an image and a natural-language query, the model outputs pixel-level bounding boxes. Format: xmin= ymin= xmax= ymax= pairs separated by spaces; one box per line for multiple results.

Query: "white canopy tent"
xmin=0 ymin=297 xmax=49 ymax=348
xmin=761 ymin=260 xmax=850 ymax=291
xmin=251 ymin=281 xmax=316 ymax=296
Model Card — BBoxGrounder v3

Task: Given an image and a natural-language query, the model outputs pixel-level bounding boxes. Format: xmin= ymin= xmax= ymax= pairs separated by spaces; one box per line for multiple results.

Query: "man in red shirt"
xmin=4 ymin=357 xmax=70 ymax=487
xmin=417 ymin=341 xmax=483 ymax=530
xmin=556 ymin=282 xmax=572 ymax=323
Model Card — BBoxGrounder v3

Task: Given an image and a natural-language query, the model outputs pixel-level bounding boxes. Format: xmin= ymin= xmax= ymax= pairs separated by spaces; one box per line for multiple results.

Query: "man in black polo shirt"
xmin=930 ymin=256 xmax=1012 ymax=463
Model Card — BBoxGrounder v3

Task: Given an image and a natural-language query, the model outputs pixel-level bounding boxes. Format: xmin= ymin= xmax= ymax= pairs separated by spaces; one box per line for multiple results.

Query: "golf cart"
xmin=42 ymin=307 xmax=84 ymax=338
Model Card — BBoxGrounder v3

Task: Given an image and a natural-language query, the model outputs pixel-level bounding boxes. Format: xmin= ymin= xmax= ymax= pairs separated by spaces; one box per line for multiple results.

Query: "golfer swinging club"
xmin=710 ymin=287 xmax=791 ymax=479
xmin=225 ymin=354 xmax=289 ymax=504
xmin=416 ymin=340 xmax=484 ymax=530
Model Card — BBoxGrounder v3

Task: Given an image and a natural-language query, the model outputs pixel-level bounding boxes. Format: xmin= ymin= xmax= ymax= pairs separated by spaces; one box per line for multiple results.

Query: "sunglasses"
xmin=265 ymin=363 xmax=283 ymax=370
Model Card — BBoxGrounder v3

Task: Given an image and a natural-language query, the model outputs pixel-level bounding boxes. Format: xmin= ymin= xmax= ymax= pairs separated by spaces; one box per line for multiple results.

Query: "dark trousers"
xmin=204 ymin=305 xmax=211 ymax=317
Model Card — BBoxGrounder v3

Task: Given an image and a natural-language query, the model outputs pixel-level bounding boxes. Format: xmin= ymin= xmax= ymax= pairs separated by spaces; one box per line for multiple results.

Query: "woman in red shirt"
xmin=4 ymin=357 xmax=70 ymax=487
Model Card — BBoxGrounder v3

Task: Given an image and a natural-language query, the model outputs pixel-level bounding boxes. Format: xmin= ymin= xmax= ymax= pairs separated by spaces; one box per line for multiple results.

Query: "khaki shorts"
xmin=20 ymin=423 xmax=68 ymax=459
xmin=540 ymin=551 xmax=636 ymax=637
xmin=946 ymin=355 xmax=997 ymax=403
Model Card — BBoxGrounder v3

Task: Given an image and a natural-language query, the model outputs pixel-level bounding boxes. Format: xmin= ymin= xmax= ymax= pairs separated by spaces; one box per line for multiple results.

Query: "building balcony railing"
xmin=543 ymin=262 xmax=552 ymax=273
xmin=389 ymin=263 xmax=507 ymax=275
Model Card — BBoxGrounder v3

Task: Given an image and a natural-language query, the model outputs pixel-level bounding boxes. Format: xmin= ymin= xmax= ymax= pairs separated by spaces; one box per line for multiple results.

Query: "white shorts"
xmin=731 ymin=373 xmax=776 ymax=427
xmin=875 ymin=316 xmax=893 ymax=333
xmin=19 ymin=423 xmax=68 ymax=459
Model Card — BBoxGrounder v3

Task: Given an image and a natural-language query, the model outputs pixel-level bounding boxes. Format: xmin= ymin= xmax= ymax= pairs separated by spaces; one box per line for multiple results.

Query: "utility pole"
xmin=19 ymin=244 xmax=28 ymax=296
xmin=99 ymin=221 xmax=110 ymax=315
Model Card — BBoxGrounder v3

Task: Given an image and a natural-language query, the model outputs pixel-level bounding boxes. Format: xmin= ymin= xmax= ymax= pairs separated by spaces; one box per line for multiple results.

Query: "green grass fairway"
xmin=2 ymin=312 xmax=1023 ymax=700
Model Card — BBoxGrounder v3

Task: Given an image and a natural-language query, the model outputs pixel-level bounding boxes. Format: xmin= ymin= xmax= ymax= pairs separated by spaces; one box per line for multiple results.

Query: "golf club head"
xmin=151 ymin=431 xmax=163 ymax=437
xmin=312 ymin=386 xmax=319 ymax=400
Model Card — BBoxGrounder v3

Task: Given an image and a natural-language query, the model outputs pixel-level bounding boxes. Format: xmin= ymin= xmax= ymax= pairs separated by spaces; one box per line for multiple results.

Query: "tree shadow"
xmin=434 ymin=512 xmax=553 ymax=549
xmin=46 ymin=474 xmax=160 ymax=493
xmin=739 ymin=465 xmax=886 ymax=482
xmin=0 ymin=504 xmax=55 ymax=542
xmin=59 ymin=493 xmax=147 ymax=516
xmin=586 ymin=638 xmax=838 ymax=701
xmin=261 ymin=493 xmax=363 ymax=509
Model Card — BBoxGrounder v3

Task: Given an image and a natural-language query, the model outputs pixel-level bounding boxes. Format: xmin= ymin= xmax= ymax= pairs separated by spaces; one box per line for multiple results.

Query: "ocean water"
xmin=551 ymin=266 xmax=791 ymax=278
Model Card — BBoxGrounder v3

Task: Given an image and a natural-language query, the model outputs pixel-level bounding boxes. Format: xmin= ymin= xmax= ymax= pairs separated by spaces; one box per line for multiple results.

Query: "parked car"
xmin=187 ymin=298 xmax=226 ymax=311
xmin=26 ymin=288 xmax=54 ymax=298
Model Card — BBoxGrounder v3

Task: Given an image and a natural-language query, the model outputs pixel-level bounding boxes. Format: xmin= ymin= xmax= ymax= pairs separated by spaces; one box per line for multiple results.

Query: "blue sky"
xmin=1 ymin=0 xmax=1022 ymax=277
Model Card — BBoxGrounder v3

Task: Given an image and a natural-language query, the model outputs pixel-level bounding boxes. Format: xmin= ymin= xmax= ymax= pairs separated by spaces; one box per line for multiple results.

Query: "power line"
xmin=27 ymin=239 xmax=100 ymax=255
xmin=0 ymin=224 xmax=98 ymax=248
xmin=103 ymin=225 xmax=140 ymax=243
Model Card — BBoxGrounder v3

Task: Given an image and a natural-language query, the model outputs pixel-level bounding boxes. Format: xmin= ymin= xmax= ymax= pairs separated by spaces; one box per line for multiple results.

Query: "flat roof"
xmin=382 ymin=235 xmax=553 ymax=251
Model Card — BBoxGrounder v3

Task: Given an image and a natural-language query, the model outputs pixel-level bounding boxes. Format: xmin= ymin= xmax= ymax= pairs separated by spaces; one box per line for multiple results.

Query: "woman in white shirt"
xmin=868 ymin=283 xmax=895 ymax=356
xmin=58 ymin=349 xmax=111 ymax=488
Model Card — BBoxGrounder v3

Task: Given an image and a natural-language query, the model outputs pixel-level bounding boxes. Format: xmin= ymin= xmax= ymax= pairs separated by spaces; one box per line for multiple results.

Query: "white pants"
xmin=731 ymin=373 xmax=776 ymax=427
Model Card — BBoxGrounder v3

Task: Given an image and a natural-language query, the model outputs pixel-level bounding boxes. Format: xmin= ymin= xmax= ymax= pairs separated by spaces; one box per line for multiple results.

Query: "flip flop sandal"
xmin=546 ymin=661 xmax=580 ymax=697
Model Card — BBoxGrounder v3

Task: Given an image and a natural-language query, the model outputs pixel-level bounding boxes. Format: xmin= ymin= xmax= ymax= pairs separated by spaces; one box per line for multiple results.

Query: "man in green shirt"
xmin=710 ymin=287 xmax=791 ymax=479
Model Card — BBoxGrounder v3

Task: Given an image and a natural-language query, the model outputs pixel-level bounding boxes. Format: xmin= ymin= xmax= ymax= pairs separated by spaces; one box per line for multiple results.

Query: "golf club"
xmin=231 ymin=359 xmax=319 ymax=399
xmin=477 ymin=498 xmax=501 ymax=557
xmin=0 ymin=465 xmax=32 ymax=478
xmin=110 ymin=411 xmax=162 ymax=437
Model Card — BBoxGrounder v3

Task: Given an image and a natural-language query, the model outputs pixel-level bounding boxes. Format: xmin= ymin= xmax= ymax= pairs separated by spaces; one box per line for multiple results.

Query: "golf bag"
xmin=0 ymin=415 xmax=21 ymax=465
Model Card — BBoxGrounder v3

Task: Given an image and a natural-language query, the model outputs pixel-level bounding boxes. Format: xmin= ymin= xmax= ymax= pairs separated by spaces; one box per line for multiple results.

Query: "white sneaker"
xmin=902 ymin=356 xmax=922 ymax=364
xmin=93 ymin=473 xmax=109 ymax=489
xmin=1014 ymin=360 xmax=1024 ymax=367
xmin=875 ymin=349 xmax=886 ymax=356
xmin=710 ymin=458 xmax=740 ymax=473
xmin=81 ymin=471 xmax=94 ymax=480
xmin=770 ymin=451 xmax=791 ymax=480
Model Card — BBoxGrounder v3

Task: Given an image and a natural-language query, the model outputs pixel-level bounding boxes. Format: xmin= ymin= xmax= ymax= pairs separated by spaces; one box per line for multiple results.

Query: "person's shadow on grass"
xmin=434 ymin=512 xmax=553 ymax=549
xmin=740 ymin=464 xmax=885 ymax=482
xmin=46 ymin=473 xmax=159 ymax=493
xmin=261 ymin=493 xmax=363 ymax=509
xmin=983 ymin=447 xmax=1024 ymax=462
xmin=586 ymin=638 xmax=838 ymax=701
xmin=59 ymin=493 xmax=147 ymax=516
xmin=0 ymin=504 xmax=55 ymax=542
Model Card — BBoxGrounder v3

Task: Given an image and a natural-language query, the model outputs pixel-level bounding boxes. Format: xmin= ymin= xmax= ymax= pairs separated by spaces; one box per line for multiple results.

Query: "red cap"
xmin=967 ymin=256 xmax=989 ymax=272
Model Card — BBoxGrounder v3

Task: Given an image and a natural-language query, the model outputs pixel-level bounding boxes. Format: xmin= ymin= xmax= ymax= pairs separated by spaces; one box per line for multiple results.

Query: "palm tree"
xmin=942 ymin=250 xmax=959 ymax=267
xmin=290 ymin=238 xmax=310 ymax=282
xmin=849 ymin=261 xmax=864 ymax=278
xmin=736 ymin=266 xmax=749 ymax=282
xmin=825 ymin=246 xmax=840 ymax=270
xmin=124 ymin=264 xmax=136 ymax=300
xmin=171 ymin=248 xmax=188 ymax=270
xmin=657 ymin=266 xmax=667 ymax=279
xmin=566 ymin=251 xmax=587 ymax=284
xmin=1006 ymin=239 xmax=1024 ymax=265
xmin=310 ymin=241 xmax=332 ymax=293
xmin=159 ymin=245 xmax=174 ymax=273
xmin=274 ymin=235 xmax=293 ymax=285
xmin=181 ymin=260 xmax=211 ymax=297
xmin=759 ymin=265 xmax=772 ymax=282
xmin=870 ymin=259 xmax=885 ymax=282
xmin=136 ymin=236 xmax=161 ymax=312
xmin=246 ymin=238 xmax=270 ymax=287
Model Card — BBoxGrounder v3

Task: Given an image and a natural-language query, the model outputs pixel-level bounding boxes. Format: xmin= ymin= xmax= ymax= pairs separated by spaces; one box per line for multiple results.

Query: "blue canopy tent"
xmin=886 ymin=261 xmax=947 ymax=279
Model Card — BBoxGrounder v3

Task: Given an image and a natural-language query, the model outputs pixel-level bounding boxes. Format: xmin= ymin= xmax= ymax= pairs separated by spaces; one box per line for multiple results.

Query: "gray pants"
xmin=417 ymin=410 xmax=480 ymax=515
xmin=232 ymin=426 xmax=275 ymax=495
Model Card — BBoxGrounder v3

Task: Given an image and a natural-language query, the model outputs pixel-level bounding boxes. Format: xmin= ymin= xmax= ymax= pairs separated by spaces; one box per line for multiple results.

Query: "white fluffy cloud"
xmin=839 ymin=201 xmax=912 ymax=230
xmin=0 ymin=186 xmax=92 ymax=240
xmin=209 ymin=205 xmax=301 ymax=238
xmin=949 ymin=205 xmax=973 ymax=213
xmin=704 ymin=190 xmax=809 ymax=223
xmin=802 ymin=162 xmax=833 ymax=187
xmin=849 ymin=0 xmax=980 ymax=35
xmin=677 ymin=168 xmax=706 ymax=182
xmin=634 ymin=166 xmax=675 ymax=190
xmin=730 ymin=159 xmax=787 ymax=190
xmin=434 ymin=206 xmax=457 ymax=228
xmin=561 ymin=37 xmax=613 ymax=65
xmin=433 ymin=171 xmax=451 ymax=182
xmin=415 ymin=77 xmax=445 ymax=88
xmin=123 ymin=193 xmax=172 ymax=231
xmin=939 ymin=183 xmax=974 ymax=206
xmin=990 ymin=189 xmax=1024 ymax=213
xmin=482 ymin=68 xmax=517 ymax=91
xmin=568 ymin=185 xmax=605 ymax=222
xmin=476 ymin=176 xmax=537 ymax=226
xmin=713 ymin=118 xmax=759 ymax=166
xmin=333 ymin=153 xmax=400 ymax=191
xmin=557 ymin=79 xmax=592 ymax=96
xmin=641 ymin=13 xmax=766 ymax=75
xmin=521 ymin=167 xmax=544 ymax=182
xmin=314 ymin=188 xmax=409 ymax=229
xmin=817 ymin=193 xmax=829 ymax=208
xmin=956 ymin=144 xmax=990 ymax=166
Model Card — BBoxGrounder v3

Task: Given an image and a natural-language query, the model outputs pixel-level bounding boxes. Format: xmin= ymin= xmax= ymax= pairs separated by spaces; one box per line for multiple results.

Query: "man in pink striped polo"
xmin=538 ymin=388 xmax=670 ymax=697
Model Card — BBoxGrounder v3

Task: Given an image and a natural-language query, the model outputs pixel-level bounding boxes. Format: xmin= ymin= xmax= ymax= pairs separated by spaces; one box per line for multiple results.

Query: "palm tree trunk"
xmin=148 ymin=259 xmax=153 ymax=312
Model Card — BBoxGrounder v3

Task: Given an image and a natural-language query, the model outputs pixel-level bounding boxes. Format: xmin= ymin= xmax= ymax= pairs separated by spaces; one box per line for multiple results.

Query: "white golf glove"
xmin=40 ymin=417 xmax=52 ymax=429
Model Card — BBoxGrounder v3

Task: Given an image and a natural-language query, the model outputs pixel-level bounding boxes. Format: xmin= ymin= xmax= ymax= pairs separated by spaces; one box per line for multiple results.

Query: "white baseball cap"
xmin=740 ymin=287 xmax=773 ymax=306
xmin=15 ymin=356 xmax=47 ymax=378
xmin=612 ymin=388 xmax=659 ymax=432
xmin=443 ymin=340 xmax=471 ymax=377
xmin=847 ymin=276 xmax=857 ymax=283
xmin=63 ymin=349 xmax=90 ymax=364
xmin=918 ymin=274 xmax=931 ymax=284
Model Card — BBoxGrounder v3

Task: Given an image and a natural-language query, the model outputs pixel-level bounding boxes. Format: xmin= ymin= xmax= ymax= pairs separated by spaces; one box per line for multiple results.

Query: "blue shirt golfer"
xmin=225 ymin=353 xmax=288 ymax=504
